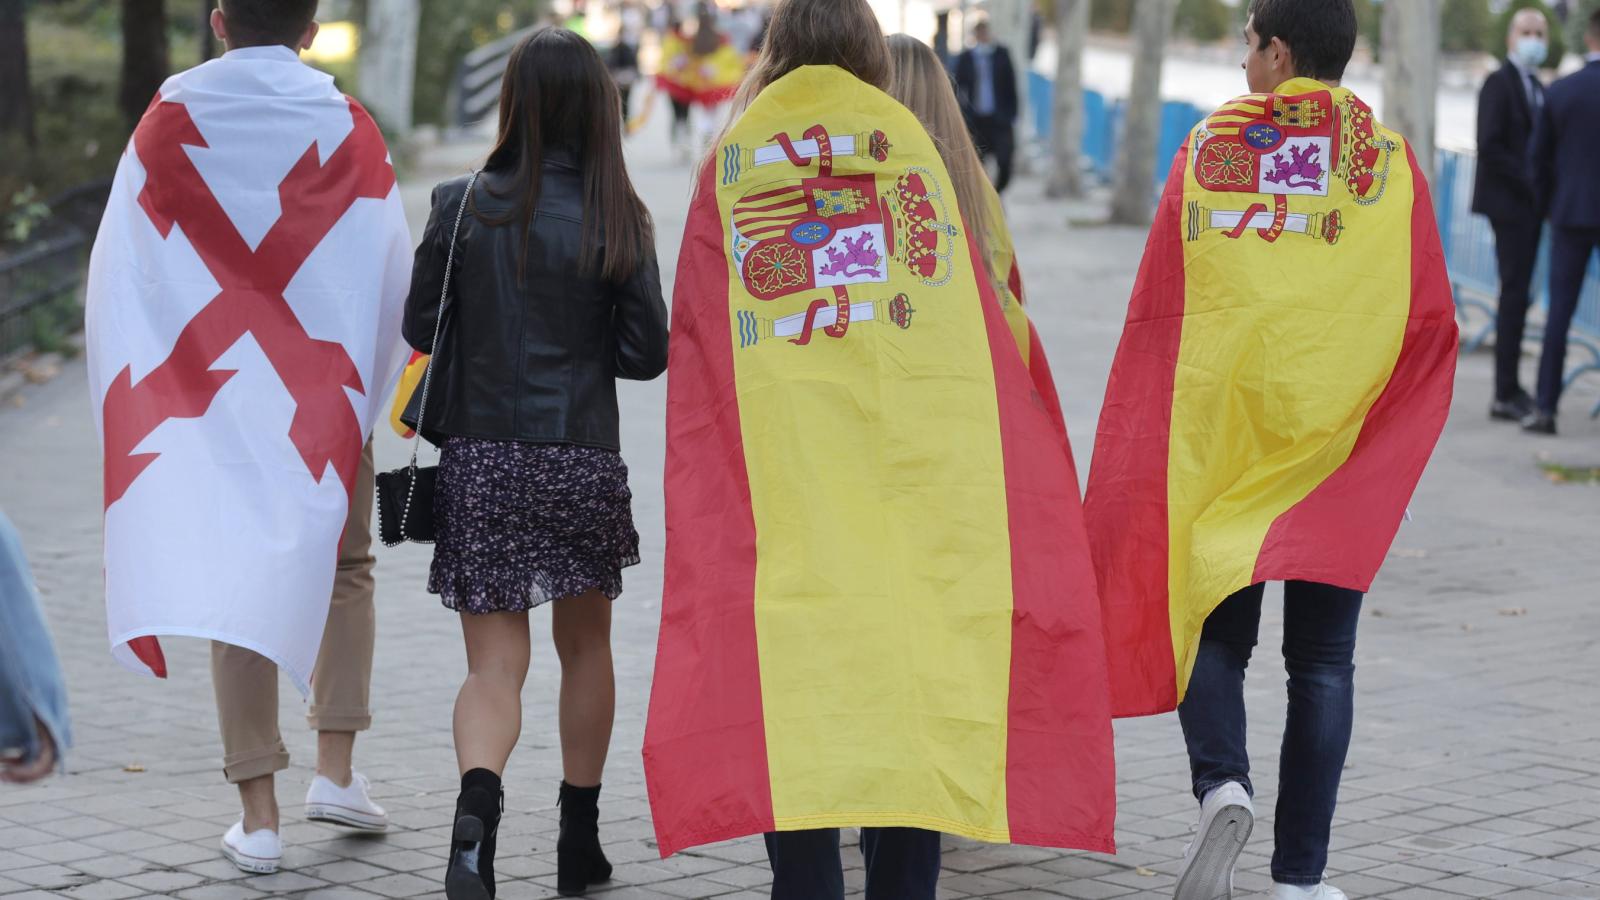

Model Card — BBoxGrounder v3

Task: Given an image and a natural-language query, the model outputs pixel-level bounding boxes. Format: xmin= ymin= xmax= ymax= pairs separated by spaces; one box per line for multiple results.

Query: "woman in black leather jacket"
xmin=401 ymin=27 xmax=667 ymax=900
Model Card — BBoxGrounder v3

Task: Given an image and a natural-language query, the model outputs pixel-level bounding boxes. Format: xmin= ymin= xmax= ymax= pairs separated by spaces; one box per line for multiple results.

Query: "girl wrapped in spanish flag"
xmin=642 ymin=0 xmax=1116 ymax=895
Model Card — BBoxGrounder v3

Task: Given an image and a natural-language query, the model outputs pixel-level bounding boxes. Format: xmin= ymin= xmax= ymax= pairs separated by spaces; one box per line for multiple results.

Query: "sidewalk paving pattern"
xmin=1 ymin=112 xmax=1598 ymax=900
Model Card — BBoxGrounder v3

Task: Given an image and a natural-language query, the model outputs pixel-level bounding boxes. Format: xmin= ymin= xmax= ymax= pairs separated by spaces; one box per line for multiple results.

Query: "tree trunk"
xmin=1045 ymin=0 xmax=1088 ymax=198
xmin=120 ymin=0 xmax=170 ymax=129
xmin=1381 ymin=0 xmax=1439 ymax=184
xmin=359 ymin=0 xmax=421 ymax=135
xmin=1109 ymin=0 xmax=1177 ymax=225
xmin=199 ymin=0 xmax=215 ymax=63
xmin=0 ymin=0 xmax=35 ymax=149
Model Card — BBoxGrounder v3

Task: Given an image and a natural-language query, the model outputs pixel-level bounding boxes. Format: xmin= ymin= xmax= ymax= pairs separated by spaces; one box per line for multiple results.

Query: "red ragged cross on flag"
xmin=88 ymin=51 xmax=412 ymax=690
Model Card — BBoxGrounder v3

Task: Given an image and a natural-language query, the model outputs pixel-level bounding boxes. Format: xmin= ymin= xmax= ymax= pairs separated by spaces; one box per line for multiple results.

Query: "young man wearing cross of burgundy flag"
xmin=85 ymin=0 xmax=411 ymax=875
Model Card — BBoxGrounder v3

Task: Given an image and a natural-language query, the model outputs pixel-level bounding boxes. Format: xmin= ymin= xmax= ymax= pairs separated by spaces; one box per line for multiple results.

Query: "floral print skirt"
xmin=428 ymin=438 xmax=640 ymax=615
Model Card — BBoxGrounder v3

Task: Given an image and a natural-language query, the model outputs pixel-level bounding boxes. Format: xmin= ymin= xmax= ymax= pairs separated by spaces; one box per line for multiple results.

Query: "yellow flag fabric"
xmin=644 ymin=65 xmax=1115 ymax=857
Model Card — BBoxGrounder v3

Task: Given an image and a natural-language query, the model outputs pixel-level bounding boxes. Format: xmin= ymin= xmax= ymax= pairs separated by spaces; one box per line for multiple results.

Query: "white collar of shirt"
xmin=1587 ymin=51 xmax=1600 ymax=63
xmin=1509 ymin=56 xmax=1532 ymax=77
xmin=221 ymin=45 xmax=302 ymax=63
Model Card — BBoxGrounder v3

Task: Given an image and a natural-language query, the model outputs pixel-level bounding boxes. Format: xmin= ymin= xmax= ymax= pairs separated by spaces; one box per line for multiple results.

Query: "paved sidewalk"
xmin=1 ymin=109 xmax=1598 ymax=900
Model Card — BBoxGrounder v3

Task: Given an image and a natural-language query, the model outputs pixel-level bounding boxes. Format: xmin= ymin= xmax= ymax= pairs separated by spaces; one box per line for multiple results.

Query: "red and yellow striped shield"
xmin=1084 ymin=79 xmax=1458 ymax=718
xmin=644 ymin=65 xmax=1115 ymax=857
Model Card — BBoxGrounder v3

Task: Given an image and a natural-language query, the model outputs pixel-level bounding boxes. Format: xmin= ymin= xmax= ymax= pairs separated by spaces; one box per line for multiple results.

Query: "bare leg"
xmin=454 ymin=611 xmax=531 ymax=776
xmin=552 ymin=590 xmax=615 ymax=787
xmin=316 ymin=731 xmax=355 ymax=786
xmin=237 ymin=775 xmax=279 ymax=833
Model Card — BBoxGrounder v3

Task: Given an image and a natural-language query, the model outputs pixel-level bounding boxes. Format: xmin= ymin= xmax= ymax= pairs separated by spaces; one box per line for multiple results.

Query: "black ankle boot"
xmin=556 ymin=781 xmax=612 ymax=897
xmin=446 ymin=770 xmax=502 ymax=900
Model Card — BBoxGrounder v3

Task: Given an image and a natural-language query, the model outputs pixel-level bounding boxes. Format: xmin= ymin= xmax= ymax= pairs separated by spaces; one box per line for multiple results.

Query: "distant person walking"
xmin=952 ymin=20 xmax=1019 ymax=194
xmin=1473 ymin=8 xmax=1549 ymax=424
xmin=1525 ymin=9 xmax=1600 ymax=435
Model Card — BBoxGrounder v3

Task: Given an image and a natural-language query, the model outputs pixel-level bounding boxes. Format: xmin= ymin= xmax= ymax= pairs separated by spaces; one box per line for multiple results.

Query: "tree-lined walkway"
xmin=1 ymin=110 xmax=1598 ymax=899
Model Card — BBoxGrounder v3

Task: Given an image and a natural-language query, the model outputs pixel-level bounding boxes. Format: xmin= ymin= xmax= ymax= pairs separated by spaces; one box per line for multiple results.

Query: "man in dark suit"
xmin=1472 ymin=8 xmax=1549 ymax=423
xmin=953 ymin=20 xmax=1019 ymax=194
xmin=1525 ymin=10 xmax=1600 ymax=435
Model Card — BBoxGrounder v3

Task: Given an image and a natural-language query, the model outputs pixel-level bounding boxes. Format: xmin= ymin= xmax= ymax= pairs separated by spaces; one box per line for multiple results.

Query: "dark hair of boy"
xmin=218 ymin=0 xmax=319 ymax=49
xmin=1247 ymin=0 xmax=1358 ymax=81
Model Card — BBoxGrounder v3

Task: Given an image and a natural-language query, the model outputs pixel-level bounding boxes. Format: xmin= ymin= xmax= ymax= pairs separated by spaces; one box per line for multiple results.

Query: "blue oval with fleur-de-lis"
xmin=1243 ymin=122 xmax=1285 ymax=153
xmin=791 ymin=221 xmax=832 ymax=246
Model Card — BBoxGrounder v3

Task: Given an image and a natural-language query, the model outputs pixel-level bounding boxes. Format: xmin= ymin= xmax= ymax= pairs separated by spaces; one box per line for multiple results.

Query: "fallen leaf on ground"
xmin=1498 ymin=607 xmax=1527 ymax=616
xmin=123 ymin=763 xmax=145 ymax=773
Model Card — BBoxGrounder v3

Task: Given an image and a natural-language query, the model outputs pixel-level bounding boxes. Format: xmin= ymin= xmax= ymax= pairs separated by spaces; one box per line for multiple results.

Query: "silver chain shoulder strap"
xmin=400 ymin=170 xmax=480 ymax=535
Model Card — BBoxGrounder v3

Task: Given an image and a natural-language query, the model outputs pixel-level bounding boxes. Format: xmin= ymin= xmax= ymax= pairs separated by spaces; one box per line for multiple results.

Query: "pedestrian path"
xmin=1 ymin=118 xmax=1597 ymax=899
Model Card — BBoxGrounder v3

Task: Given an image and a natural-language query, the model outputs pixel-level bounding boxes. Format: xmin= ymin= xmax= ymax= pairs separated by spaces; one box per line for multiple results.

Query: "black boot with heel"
xmin=446 ymin=769 xmax=502 ymax=900
xmin=556 ymin=781 xmax=613 ymax=897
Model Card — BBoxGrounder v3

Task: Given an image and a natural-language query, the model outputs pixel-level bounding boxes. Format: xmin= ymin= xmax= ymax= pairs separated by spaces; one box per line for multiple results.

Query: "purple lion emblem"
xmin=1263 ymin=144 xmax=1326 ymax=191
xmin=818 ymin=232 xmax=883 ymax=279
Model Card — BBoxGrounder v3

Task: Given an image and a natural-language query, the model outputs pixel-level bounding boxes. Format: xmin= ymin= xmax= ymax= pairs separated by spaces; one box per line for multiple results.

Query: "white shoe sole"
xmin=306 ymin=802 xmax=389 ymax=832
xmin=221 ymin=838 xmax=280 ymax=875
xmin=1174 ymin=800 xmax=1253 ymax=900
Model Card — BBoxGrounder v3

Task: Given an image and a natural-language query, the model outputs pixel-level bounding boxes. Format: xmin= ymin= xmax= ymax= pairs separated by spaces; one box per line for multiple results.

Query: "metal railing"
xmin=1436 ymin=149 xmax=1600 ymax=417
xmin=0 ymin=179 xmax=111 ymax=358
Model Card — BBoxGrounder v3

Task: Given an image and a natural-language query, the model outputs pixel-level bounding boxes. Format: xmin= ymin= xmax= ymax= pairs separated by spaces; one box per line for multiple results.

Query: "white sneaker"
xmin=221 ymin=820 xmax=281 ymax=874
xmin=304 ymin=771 xmax=388 ymax=832
xmin=1270 ymin=883 xmax=1348 ymax=900
xmin=1174 ymin=781 xmax=1255 ymax=900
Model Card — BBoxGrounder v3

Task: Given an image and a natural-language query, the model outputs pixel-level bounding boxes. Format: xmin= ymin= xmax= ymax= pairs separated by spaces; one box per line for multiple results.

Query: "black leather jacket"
xmin=401 ymin=159 xmax=668 ymax=451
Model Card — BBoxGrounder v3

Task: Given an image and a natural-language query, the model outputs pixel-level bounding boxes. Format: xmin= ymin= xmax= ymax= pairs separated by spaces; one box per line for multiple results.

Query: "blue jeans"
xmin=1178 ymin=581 xmax=1363 ymax=887
xmin=764 ymin=828 xmax=941 ymax=900
xmin=0 ymin=510 xmax=71 ymax=771
xmin=1535 ymin=225 xmax=1600 ymax=414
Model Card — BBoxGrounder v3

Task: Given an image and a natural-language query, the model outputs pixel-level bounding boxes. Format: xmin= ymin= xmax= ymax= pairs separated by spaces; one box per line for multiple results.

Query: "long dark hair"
xmin=482 ymin=27 xmax=653 ymax=284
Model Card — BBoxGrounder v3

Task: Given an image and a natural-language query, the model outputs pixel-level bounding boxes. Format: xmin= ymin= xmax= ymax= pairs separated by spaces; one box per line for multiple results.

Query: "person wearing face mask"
xmin=1472 ymin=7 xmax=1550 ymax=424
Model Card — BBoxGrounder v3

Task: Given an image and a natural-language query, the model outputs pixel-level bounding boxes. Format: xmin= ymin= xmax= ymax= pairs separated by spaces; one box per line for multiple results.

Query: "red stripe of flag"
xmin=967 ymin=221 xmax=1116 ymax=852
xmin=1253 ymin=144 xmax=1456 ymax=587
xmin=644 ymin=168 xmax=774 ymax=857
xmin=1084 ymin=149 xmax=1191 ymax=718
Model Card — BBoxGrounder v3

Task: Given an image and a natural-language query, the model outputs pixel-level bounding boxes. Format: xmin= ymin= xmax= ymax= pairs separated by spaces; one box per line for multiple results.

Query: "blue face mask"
xmin=1513 ymin=35 xmax=1547 ymax=68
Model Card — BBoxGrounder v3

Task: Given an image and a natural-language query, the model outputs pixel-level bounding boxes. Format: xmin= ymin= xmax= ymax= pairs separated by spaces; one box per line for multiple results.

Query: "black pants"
xmin=968 ymin=114 xmax=1015 ymax=194
xmin=764 ymin=828 xmax=941 ymax=900
xmin=1490 ymin=215 xmax=1541 ymax=401
xmin=1178 ymin=581 xmax=1363 ymax=886
xmin=670 ymin=98 xmax=691 ymax=143
xmin=1535 ymin=225 xmax=1600 ymax=414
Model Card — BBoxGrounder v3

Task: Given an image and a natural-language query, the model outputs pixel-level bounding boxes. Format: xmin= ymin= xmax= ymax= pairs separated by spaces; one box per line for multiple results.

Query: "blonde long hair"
xmin=886 ymin=33 xmax=998 ymax=289
xmin=706 ymin=0 xmax=890 ymax=167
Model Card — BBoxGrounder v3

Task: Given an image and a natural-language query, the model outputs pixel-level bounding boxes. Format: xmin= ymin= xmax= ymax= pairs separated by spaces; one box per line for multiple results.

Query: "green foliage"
xmin=1174 ymin=0 xmax=1230 ymax=42
xmin=1565 ymin=0 xmax=1600 ymax=64
xmin=1441 ymin=0 xmax=1492 ymax=53
xmin=1 ymin=17 xmax=126 ymax=234
xmin=1493 ymin=0 xmax=1565 ymax=67
xmin=412 ymin=1 xmax=545 ymax=128
xmin=1354 ymin=0 xmax=1381 ymax=60
xmin=1089 ymin=0 xmax=1132 ymax=33
xmin=5 ymin=186 xmax=51 ymax=243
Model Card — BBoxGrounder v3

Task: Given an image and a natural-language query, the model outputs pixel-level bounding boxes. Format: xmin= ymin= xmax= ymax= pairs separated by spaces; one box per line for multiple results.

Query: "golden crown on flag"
xmin=884 ymin=166 xmax=958 ymax=288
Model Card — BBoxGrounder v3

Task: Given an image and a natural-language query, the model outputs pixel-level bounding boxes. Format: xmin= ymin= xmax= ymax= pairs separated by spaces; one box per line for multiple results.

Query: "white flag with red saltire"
xmin=85 ymin=47 xmax=411 ymax=692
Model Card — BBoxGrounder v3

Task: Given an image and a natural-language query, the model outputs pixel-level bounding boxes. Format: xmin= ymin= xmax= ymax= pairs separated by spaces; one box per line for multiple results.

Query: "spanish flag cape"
xmin=656 ymin=26 xmax=745 ymax=107
xmin=644 ymin=65 xmax=1115 ymax=856
xmin=1084 ymin=78 xmax=1458 ymax=718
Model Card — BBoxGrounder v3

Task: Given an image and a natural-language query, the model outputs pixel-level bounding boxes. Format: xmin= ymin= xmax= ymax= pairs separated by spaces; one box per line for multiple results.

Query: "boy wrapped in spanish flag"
xmin=1084 ymin=3 xmax=1457 ymax=899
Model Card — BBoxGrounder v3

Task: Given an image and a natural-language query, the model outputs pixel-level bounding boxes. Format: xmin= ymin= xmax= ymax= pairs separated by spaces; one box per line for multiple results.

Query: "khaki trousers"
xmin=211 ymin=443 xmax=376 ymax=783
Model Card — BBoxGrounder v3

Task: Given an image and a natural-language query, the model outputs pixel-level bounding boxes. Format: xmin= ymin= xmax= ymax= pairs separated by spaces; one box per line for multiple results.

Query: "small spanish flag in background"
xmin=1084 ymin=79 xmax=1459 ymax=719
